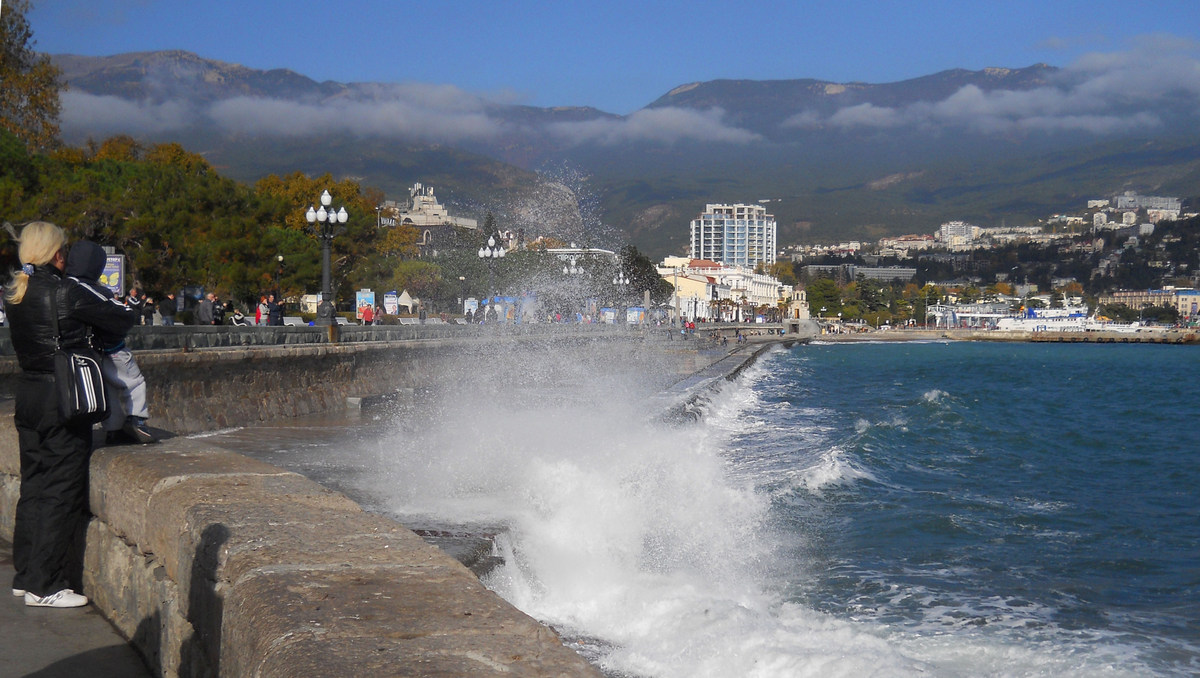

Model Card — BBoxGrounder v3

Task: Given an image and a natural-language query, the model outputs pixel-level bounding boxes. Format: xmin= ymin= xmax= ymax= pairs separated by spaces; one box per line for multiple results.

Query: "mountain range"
xmin=52 ymin=50 xmax=1200 ymax=258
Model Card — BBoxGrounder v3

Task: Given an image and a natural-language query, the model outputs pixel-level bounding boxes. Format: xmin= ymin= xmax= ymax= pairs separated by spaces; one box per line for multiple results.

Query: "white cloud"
xmin=59 ymin=91 xmax=195 ymax=137
xmin=827 ymin=103 xmax=906 ymax=129
xmin=206 ymin=96 xmax=505 ymax=142
xmin=547 ymin=107 xmax=760 ymax=145
xmin=61 ymin=79 xmax=758 ymax=146
xmin=794 ymin=40 xmax=1200 ymax=135
xmin=61 ymin=84 xmax=510 ymax=144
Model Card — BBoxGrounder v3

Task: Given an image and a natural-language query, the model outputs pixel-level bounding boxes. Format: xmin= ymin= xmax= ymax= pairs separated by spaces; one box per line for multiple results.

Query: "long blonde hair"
xmin=5 ymin=221 xmax=66 ymax=304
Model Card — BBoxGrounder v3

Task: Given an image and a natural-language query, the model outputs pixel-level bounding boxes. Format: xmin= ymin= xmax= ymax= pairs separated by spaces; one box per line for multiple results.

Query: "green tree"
xmin=0 ymin=0 xmax=63 ymax=149
xmin=620 ymin=245 xmax=672 ymax=306
xmin=768 ymin=260 xmax=797 ymax=287
xmin=806 ymin=277 xmax=841 ymax=316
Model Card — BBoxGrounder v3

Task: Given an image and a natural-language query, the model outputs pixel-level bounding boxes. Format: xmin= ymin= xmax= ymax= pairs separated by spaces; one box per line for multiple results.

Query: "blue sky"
xmin=26 ymin=0 xmax=1200 ymax=115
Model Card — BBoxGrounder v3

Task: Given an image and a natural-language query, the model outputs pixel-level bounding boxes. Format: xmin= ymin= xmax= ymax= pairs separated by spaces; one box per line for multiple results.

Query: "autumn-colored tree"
xmin=94 ymin=135 xmax=143 ymax=162
xmin=378 ymin=224 xmax=420 ymax=258
xmin=0 ymin=0 xmax=62 ymax=150
xmin=146 ymin=142 xmax=213 ymax=177
xmin=989 ymin=281 xmax=1015 ymax=297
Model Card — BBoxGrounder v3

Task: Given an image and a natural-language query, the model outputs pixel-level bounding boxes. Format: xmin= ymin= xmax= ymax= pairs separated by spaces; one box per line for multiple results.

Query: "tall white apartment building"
xmin=690 ymin=203 xmax=777 ymax=269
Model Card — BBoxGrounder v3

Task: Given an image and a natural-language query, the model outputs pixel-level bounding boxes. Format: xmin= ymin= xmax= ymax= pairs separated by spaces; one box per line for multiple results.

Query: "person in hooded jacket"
xmin=65 ymin=240 xmax=155 ymax=445
xmin=6 ymin=223 xmax=139 ymax=608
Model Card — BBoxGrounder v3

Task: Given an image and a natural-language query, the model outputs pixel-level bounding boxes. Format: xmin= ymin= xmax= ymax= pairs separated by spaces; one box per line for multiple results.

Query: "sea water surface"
xmin=223 ymin=341 xmax=1199 ymax=677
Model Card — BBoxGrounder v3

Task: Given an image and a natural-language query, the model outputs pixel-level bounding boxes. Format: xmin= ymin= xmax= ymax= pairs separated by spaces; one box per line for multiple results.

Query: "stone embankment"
xmin=4 ymin=326 xmax=714 ymax=677
xmin=0 ymin=323 xmax=808 ymax=676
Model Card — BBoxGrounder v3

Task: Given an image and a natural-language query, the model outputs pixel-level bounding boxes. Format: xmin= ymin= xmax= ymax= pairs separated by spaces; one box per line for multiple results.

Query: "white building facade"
xmin=690 ymin=203 xmax=778 ymax=269
xmin=659 ymin=256 xmax=789 ymax=321
xmin=937 ymin=221 xmax=982 ymax=249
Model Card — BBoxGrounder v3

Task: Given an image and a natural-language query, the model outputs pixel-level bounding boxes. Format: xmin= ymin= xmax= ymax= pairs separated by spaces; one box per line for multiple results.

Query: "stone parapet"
xmin=1 ymin=331 xmax=701 ymax=676
xmin=71 ymin=437 xmax=599 ymax=677
xmin=1 ymin=418 xmax=602 ymax=676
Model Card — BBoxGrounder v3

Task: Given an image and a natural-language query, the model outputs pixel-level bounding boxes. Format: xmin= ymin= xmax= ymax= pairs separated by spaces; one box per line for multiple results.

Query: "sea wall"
xmin=0 ymin=330 xmax=708 ymax=677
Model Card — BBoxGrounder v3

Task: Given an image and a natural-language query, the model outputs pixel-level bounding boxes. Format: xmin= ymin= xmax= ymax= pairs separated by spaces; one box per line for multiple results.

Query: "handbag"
xmin=51 ymin=284 xmax=109 ymax=425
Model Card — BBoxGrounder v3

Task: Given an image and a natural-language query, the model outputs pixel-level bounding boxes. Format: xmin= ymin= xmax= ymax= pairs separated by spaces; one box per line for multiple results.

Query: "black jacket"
xmin=8 ymin=265 xmax=139 ymax=374
xmin=65 ymin=240 xmax=133 ymax=352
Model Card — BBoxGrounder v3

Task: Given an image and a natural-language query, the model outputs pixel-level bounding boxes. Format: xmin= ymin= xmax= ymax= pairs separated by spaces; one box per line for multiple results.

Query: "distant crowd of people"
xmin=98 ymin=290 xmax=289 ymax=327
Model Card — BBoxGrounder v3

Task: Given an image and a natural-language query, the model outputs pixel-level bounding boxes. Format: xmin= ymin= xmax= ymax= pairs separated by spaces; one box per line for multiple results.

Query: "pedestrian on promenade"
xmin=195 ymin=293 xmax=214 ymax=325
xmin=6 ymin=222 xmax=139 ymax=608
xmin=256 ymin=295 xmax=268 ymax=326
xmin=141 ymin=296 xmax=155 ymax=326
xmin=230 ymin=307 xmax=250 ymax=326
xmin=266 ymin=294 xmax=283 ymax=326
xmin=211 ymin=296 xmax=226 ymax=325
xmin=65 ymin=241 xmax=156 ymax=445
xmin=125 ymin=287 xmax=145 ymax=323
xmin=160 ymin=293 xmax=177 ymax=326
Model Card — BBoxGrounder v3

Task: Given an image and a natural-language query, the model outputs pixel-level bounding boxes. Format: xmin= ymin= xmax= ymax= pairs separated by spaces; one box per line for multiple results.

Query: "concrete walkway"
xmin=0 ymin=537 xmax=150 ymax=678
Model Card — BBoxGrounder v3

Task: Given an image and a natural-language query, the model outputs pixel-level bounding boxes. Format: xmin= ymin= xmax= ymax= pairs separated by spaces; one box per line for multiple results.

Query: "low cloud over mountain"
xmin=56 ymin=39 xmax=1200 ymax=147
xmin=785 ymin=37 xmax=1200 ymax=135
xmin=50 ymin=41 xmax=1200 ymax=255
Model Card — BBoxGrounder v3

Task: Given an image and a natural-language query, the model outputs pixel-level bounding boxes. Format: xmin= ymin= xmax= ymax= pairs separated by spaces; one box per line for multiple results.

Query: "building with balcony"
xmin=689 ymin=203 xmax=777 ymax=269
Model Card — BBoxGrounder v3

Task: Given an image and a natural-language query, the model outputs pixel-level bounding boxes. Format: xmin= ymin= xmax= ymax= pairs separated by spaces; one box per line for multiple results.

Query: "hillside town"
xmin=380 ymin=186 xmax=1200 ymax=329
xmin=743 ymin=191 xmax=1200 ymax=328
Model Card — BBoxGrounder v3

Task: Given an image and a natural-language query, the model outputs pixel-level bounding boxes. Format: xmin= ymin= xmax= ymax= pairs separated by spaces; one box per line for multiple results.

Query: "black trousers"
xmin=12 ymin=374 xmax=93 ymax=597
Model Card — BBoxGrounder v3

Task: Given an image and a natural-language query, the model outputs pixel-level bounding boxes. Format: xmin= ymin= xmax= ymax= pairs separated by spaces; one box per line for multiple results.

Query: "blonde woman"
xmin=5 ymin=222 xmax=138 ymax=608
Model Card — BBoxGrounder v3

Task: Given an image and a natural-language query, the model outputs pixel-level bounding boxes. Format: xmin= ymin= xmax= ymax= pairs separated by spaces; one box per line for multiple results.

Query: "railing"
xmin=0 ymin=321 xmax=663 ymax=355
xmin=0 ymin=320 xmax=794 ymax=356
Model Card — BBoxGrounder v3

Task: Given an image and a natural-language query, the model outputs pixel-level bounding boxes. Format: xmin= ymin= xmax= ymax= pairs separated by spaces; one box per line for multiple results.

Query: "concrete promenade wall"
xmin=0 ymin=327 xmax=709 ymax=677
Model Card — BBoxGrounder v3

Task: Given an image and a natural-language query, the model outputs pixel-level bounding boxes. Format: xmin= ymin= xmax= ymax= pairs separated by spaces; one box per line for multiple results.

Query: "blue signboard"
xmin=355 ymin=289 xmax=375 ymax=320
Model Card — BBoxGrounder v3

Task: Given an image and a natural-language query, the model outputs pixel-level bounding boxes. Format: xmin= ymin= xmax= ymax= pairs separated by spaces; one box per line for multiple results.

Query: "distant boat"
xmin=995 ymin=306 xmax=1144 ymax=333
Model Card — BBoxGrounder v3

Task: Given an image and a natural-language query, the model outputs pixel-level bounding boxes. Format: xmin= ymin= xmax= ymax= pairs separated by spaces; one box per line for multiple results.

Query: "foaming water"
xmin=232 ymin=340 xmax=1199 ymax=676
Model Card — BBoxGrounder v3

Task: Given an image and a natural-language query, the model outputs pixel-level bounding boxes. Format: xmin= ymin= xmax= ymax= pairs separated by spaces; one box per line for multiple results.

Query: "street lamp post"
xmin=478 ymin=231 xmax=506 ymax=317
xmin=563 ymin=255 xmax=585 ymax=321
xmin=672 ymin=267 xmax=682 ymax=325
xmin=458 ymin=275 xmax=466 ymax=313
xmin=305 ymin=190 xmax=348 ymax=326
xmin=612 ymin=269 xmax=628 ymax=324
xmin=275 ymin=255 xmax=284 ymax=298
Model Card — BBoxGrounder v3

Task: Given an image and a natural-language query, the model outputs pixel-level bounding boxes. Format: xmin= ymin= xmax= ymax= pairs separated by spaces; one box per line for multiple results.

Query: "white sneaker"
xmin=24 ymin=589 xmax=88 ymax=608
xmin=11 ymin=588 xmax=25 ymax=597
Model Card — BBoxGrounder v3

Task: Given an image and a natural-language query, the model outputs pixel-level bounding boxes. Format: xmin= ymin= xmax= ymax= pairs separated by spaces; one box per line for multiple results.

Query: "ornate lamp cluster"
xmin=478 ymin=232 xmax=506 ymax=307
xmin=305 ymin=189 xmax=348 ymax=325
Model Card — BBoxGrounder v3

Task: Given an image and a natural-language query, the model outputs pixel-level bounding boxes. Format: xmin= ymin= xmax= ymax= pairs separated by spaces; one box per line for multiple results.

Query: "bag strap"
xmin=51 ymin=279 xmax=64 ymax=351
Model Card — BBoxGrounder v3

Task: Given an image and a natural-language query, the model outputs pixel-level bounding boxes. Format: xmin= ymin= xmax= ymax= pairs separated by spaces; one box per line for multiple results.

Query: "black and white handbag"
xmin=51 ymin=284 xmax=109 ymax=425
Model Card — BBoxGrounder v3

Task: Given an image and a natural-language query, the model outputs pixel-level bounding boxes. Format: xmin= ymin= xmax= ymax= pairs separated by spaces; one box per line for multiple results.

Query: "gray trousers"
xmin=101 ymin=347 xmax=149 ymax=430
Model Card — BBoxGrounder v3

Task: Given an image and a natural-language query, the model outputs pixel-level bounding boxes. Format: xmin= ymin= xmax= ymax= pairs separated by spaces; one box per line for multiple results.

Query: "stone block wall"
xmin=61 ymin=438 xmax=602 ymax=677
xmin=1 ymin=335 xmax=688 ymax=677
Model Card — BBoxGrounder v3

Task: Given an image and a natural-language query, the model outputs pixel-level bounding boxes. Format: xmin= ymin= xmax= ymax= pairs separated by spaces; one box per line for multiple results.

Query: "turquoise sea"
xmin=226 ymin=339 xmax=1199 ymax=677
xmin=730 ymin=341 xmax=1200 ymax=676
